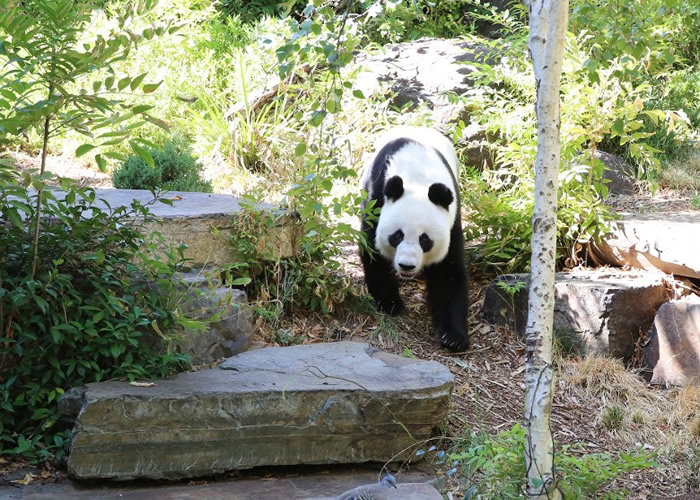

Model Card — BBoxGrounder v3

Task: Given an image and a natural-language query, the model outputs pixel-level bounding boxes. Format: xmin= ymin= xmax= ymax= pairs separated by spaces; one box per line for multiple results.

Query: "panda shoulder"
xmin=374 ymin=126 xmax=458 ymax=175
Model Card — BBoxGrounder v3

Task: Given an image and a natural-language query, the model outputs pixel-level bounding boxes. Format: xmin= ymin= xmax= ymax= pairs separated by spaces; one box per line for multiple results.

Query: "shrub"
xmin=452 ymin=0 xmax=693 ymax=272
xmin=224 ymin=198 xmax=361 ymax=317
xmin=359 ymin=0 xmax=496 ymax=44
xmin=448 ymin=423 xmax=655 ymax=498
xmin=219 ymin=0 xmax=301 ymax=23
xmin=112 ymin=136 xmax=213 ymax=193
xmin=0 ymin=165 xmax=191 ymax=461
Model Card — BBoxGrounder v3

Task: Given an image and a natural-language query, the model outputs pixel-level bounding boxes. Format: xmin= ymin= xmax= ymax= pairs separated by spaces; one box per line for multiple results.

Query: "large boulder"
xmin=643 ymin=295 xmax=700 ymax=386
xmin=591 ymin=150 xmax=637 ymax=197
xmin=590 ymin=211 xmax=700 ymax=280
xmin=481 ymin=270 xmax=669 ymax=359
xmin=353 ymin=38 xmax=493 ymax=125
xmin=63 ymin=342 xmax=453 ymax=481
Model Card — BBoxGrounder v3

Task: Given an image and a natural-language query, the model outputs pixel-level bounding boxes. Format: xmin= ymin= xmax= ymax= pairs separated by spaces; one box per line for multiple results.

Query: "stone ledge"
xmin=591 ymin=211 xmax=700 ymax=279
xmin=481 ymin=270 xmax=669 ymax=359
xmin=32 ymin=188 xmax=301 ymax=266
xmin=65 ymin=342 xmax=453 ymax=481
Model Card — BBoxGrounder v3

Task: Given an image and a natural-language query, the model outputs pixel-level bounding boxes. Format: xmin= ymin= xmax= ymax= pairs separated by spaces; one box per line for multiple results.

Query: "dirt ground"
xmin=3 ymin=154 xmax=699 ymax=498
xmin=9 ymin=151 xmax=113 ymax=188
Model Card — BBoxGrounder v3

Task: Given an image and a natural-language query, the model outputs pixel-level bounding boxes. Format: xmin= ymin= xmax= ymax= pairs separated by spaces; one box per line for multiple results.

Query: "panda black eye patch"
xmin=388 ymin=229 xmax=404 ymax=248
xmin=419 ymin=233 xmax=433 ymax=252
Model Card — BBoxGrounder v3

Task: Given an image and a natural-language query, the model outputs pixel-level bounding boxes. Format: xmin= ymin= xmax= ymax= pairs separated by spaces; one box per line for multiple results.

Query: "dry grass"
xmin=557 ymin=355 xmax=700 ymax=497
xmin=659 ymin=147 xmax=700 ymax=192
xmin=560 ymin=356 xmax=699 ymax=448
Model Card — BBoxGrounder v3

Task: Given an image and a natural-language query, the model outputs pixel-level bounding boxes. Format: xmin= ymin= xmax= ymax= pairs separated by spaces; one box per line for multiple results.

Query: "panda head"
xmin=376 ymin=175 xmax=454 ymax=278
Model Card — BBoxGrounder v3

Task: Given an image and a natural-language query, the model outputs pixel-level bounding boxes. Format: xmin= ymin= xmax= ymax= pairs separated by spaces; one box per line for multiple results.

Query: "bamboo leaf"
xmin=142 ymin=81 xmax=162 ymax=94
xmin=117 ymin=76 xmax=131 ymax=91
xmin=129 ymin=140 xmax=154 ymax=167
xmin=131 ymin=104 xmax=154 ymax=114
xmin=75 ymin=144 xmax=96 ymax=157
xmin=129 ymin=72 xmax=147 ymax=90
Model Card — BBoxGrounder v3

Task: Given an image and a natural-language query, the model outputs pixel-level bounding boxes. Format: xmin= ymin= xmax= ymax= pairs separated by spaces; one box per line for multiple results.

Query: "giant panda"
xmin=359 ymin=126 xmax=469 ymax=351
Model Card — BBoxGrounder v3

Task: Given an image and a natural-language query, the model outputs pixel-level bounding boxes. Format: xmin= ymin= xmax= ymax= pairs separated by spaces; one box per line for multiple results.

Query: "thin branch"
xmin=30 ymin=87 xmax=53 ymax=280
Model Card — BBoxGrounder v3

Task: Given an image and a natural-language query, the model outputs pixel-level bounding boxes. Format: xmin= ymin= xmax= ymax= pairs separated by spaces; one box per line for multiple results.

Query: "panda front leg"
xmin=424 ymin=240 xmax=469 ymax=351
xmin=360 ymin=250 xmax=404 ymax=315
xmin=360 ymin=227 xmax=404 ymax=315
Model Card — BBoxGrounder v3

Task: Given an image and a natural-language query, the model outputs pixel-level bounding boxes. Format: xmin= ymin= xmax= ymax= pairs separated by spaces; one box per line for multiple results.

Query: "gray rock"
xmin=353 ymin=38 xmax=494 ymax=125
xmin=177 ymin=268 xmax=222 ymax=288
xmin=481 ymin=270 xmax=669 ymax=359
xmin=591 ymin=150 xmax=637 ymax=196
xmin=66 ymin=342 xmax=453 ymax=481
xmin=170 ymin=270 xmax=253 ymax=365
xmin=590 ymin=211 xmax=700 ymax=280
xmin=643 ymin=295 xmax=700 ymax=386
xmin=57 ymin=387 xmax=87 ymax=427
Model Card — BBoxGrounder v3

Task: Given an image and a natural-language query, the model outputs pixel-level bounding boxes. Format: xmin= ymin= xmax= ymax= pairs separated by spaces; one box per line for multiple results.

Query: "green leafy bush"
xmin=0 ymin=165 xmax=190 ymax=461
xmin=453 ymin=0 xmax=693 ymax=272
xmin=219 ymin=0 xmax=299 ymax=23
xmin=360 ymin=0 xmax=498 ymax=44
xmin=0 ymin=0 xmax=169 ymax=170
xmin=449 ymin=423 xmax=655 ymax=498
xmin=112 ymin=136 xmax=213 ymax=193
xmin=226 ymin=196 xmax=363 ymax=318
xmin=215 ymin=3 xmax=373 ymax=316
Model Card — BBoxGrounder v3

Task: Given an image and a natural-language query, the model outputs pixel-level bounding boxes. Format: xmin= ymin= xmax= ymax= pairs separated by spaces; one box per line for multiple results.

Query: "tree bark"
xmin=521 ymin=0 xmax=569 ymax=498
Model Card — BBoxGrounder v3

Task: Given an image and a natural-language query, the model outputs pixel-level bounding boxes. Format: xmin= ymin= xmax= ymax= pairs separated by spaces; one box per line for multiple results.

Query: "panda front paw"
xmin=375 ymin=296 xmax=405 ymax=316
xmin=436 ymin=328 xmax=470 ymax=352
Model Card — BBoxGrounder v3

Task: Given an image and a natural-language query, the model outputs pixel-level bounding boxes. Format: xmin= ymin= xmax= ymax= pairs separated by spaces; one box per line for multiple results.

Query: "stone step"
xmin=39 ymin=188 xmax=300 ymax=266
xmin=591 ymin=211 xmax=700 ymax=279
xmin=3 ymin=468 xmax=441 ymax=499
xmin=481 ymin=270 xmax=669 ymax=359
xmin=61 ymin=342 xmax=453 ymax=481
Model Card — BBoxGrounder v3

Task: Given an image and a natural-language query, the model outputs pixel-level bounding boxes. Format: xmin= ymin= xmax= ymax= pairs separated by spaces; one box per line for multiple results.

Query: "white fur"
xmin=369 ymin=127 xmax=460 ymax=277
xmin=372 ymin=126 xmax=459 ymax=178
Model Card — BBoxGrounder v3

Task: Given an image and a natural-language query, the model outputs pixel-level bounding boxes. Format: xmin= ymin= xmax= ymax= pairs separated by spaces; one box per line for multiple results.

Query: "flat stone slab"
xmin=591 ymin=211 xmax=700 ymax=279
xmin=64 ymin=342 xmax=453 ymax=481
xmin=41 ymin=188 xmax=299 ymax=266
xmin=481 ymin=270 xmax=669 ymax=359
xmin=4 ymin=469 xmax=440 ymax=499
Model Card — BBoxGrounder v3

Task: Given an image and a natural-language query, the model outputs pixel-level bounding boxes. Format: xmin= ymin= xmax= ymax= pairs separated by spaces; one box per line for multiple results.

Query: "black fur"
xmin=424 ymin=221 xmax=469 ymax=351
xmin=360 ymin=136 xmax=469 ymax=351
xmin=428 ymin=182 xmax=453 ymax=210
xmin=388 ymin=229 xmax=404 ymax=248
xmin=419 ymin=233 xmax=433 ymax=253
xmin=384 ymin=176 xmax=404 ymax=201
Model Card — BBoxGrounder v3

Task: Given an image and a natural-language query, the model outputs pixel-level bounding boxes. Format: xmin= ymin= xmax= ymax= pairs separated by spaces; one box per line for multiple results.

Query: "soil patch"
xmin=9 ymin=151 xmax=113 ymax=189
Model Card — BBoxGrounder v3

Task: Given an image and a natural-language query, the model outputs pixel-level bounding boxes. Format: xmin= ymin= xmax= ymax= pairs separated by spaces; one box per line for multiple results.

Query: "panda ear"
xmin=428 ymin=183 xmax=453 ymax=210
xmin=384 ymin=176 xmax=404 ymax=201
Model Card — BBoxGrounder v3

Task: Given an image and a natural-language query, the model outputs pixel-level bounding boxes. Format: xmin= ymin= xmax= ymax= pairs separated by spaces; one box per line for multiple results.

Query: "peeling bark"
xmin=521 ymin=0 xmax=569 ymax=498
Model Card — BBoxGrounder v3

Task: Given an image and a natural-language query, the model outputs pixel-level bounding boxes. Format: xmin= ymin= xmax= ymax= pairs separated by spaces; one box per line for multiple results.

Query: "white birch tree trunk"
xmin=521 ymin=0 xmax=569 ymax=498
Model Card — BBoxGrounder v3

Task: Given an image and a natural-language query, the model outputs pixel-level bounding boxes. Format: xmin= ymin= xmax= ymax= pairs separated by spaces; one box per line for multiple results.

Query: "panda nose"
xmin=399 ymin=263 xmax=416 ymax=271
